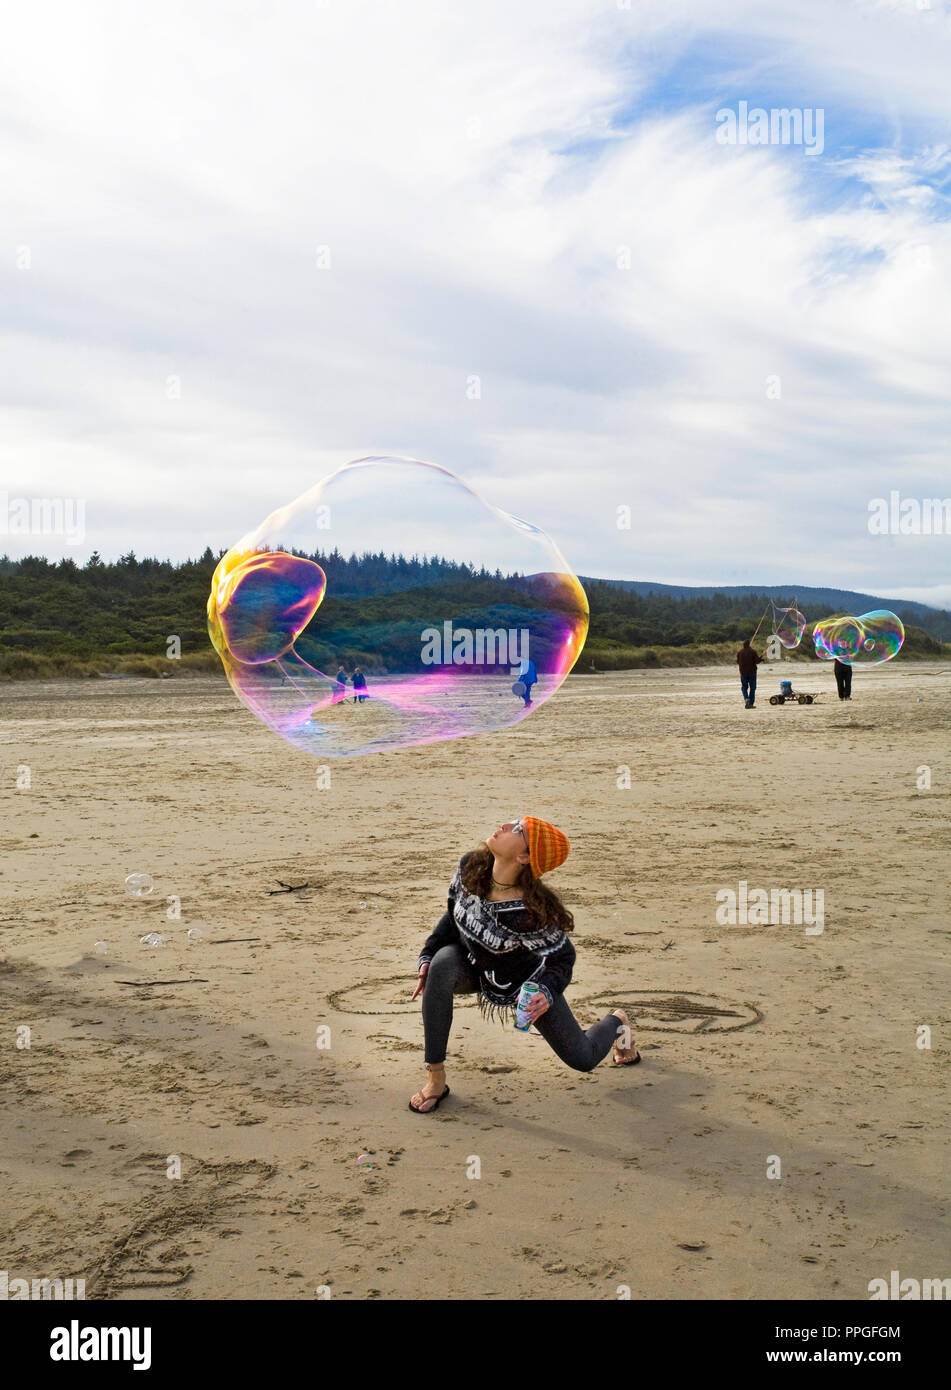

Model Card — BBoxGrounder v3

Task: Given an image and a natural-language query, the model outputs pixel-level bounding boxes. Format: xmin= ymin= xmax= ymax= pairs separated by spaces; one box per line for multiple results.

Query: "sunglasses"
xmin=502 ymin=818 xmax=528 ymax=841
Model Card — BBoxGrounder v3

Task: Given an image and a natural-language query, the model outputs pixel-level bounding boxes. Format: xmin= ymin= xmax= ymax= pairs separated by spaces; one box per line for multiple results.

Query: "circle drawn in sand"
xmin=327 ymin=979 xmax=761 ymax=1033
xmin=327 ymin=975 xmax=478 ymax=1015
xmin=574 ymin=989 xmax=762 ymax=1035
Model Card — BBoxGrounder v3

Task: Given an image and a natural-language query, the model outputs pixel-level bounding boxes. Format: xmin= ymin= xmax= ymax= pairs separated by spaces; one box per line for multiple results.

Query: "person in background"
xmin=352 ymin=667 xmax=368 ymax=703
xmin=736 ymin=638 xmax=762 ymax=708
xmin=334 ymin=665 xmax=349 ymax=702
xmin=517 ymin=655 xmax=538 ymax=706
xmin=833 ymin=658 xmax=852 ymax=700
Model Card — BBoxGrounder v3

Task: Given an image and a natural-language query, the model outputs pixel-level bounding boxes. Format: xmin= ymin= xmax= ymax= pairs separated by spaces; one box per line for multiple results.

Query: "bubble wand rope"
xmin=749 ymin=601 xmax=772 ymax=646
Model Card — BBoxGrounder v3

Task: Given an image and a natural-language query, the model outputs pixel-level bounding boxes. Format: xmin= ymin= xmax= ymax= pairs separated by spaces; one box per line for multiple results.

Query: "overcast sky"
xmin=2 ymin=0 xmax=950 ymax=605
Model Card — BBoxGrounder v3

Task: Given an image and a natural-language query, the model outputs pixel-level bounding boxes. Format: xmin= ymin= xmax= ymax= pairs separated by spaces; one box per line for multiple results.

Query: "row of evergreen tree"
xmin=0 ymin=550 xmax=947 ymax=660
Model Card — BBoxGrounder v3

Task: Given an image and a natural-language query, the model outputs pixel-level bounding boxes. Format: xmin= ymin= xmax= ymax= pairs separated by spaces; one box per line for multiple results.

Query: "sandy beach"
xmin=1 ymin=662 xmax=948 ymax=1301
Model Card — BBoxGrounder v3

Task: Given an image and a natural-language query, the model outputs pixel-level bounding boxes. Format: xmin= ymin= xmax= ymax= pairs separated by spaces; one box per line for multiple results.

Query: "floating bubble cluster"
xmin=813 ymin=610 xmax=904 ymax=664
xmin=208 ymin=456 xmax=589 ymax=758
xmin=771 ymin=605 xmax=807 ymax=649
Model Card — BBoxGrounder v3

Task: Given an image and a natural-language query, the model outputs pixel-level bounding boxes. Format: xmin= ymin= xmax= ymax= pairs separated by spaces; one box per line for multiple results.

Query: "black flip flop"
xmin=409 ymin=1084 xmax=450 ymax=1113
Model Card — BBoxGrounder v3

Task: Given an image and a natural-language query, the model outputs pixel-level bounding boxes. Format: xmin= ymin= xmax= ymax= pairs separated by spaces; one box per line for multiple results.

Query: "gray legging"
xmin=422 ymin=943 xmax=623 ymax=1072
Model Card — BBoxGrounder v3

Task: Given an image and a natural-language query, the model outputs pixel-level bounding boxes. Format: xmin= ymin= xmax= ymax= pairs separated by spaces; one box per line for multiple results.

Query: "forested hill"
xmin=580 ymin=577 xmax=950 ymax=639
xmin=581 ymin=579 xmax=951 ymax=644
xmin=0 ymin=550 xmax=946 ymax=678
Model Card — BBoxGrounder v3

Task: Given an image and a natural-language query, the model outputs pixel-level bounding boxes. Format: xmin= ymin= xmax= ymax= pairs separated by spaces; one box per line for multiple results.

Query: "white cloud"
xmin=0 ymin=0 xmax=948 ymax=606
xmin=886 ymin=584 xmax=951 ymax=608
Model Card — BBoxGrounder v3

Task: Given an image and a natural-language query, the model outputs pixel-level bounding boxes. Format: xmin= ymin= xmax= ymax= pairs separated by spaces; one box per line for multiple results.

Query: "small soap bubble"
xmin=356 ymin=1153 xmax=375 ymax=1171
xmin=125 ymin=873 xmax=154 ymax=897
xmin=207 ymin=456 xmax=588 ymax=759
xmin=187 ymin=927 xmax=203 ymax=943
xmin=814 ymin=610 xmax=904 ymax=664
xmin=139 ymin=932 xmax=167 ymax=947
xmin=359 ymin=901 xmax=367 ymax=910
xmin=94 ymin=941 xmax=108 ymax=955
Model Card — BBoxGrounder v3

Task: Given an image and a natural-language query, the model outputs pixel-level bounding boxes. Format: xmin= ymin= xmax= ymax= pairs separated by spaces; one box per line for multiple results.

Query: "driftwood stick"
xmin=116 ymin=978 xmax=209 ymax=986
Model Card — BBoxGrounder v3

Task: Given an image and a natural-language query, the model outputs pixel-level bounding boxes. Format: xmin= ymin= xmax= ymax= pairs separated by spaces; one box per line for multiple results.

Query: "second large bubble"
xmin=813 ymin=610 xmax=904 ymax=664
xmin=207 ymin=456 xmax=589 ymax=758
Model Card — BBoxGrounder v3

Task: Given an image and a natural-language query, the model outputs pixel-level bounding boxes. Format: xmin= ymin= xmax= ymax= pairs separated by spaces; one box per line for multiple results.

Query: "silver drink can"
xmin=514 ymin=980 xmax=541 ymax=1031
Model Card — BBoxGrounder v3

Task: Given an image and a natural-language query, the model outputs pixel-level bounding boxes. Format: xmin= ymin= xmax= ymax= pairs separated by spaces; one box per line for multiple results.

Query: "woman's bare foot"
xmin=409 ymin=1062 xmax=449 ymax=1112
xmin=610 ymin=1009 xmax=641 ymax=1065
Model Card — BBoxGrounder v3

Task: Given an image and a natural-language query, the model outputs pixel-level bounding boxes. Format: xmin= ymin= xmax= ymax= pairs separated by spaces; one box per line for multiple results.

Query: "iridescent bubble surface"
xmin=216 ymin=553 xmax=326 ymax=664
xmin=771 ymin=605 xmax=807 ymax=649
xmin=813 ymin=610 xmax=904 ymax=664
xmin=208 ymin=456 xmax=589 ymax=758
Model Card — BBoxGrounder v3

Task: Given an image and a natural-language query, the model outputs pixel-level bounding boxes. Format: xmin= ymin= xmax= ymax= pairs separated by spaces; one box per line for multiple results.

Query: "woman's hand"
xmin=524 ymin=990 xmax=550 ymax=1023
xmin=411 ymin=963 xmax=429 ymax=1001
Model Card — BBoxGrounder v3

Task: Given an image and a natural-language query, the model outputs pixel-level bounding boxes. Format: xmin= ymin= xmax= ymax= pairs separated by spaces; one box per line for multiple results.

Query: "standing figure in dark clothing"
xmin=352 ymin=667 xmax=368 ymax=703
xmin=736 ymin=638 xmax=763 ymax=708
xmin=333 ymin=666 xmax=349 ymax=702
xmin=408 ymin=816 xmax=640 ymax=1114
xmin=833 ymin=658 xmax=852 ymax=700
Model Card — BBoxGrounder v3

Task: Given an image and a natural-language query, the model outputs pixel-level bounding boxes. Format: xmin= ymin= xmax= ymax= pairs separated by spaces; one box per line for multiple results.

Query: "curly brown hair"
xmin=460 ymin=846 xmax=574 ymax=934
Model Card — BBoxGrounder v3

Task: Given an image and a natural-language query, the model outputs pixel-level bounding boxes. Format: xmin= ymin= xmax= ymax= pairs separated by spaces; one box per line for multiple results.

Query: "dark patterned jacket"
xmin=418 ymin=852 xmax=576 ymax=1024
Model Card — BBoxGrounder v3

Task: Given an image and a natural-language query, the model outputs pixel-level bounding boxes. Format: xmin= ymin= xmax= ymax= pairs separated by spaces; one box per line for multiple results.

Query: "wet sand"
xmin=1 ymin=662 xmax=948 ymax=1299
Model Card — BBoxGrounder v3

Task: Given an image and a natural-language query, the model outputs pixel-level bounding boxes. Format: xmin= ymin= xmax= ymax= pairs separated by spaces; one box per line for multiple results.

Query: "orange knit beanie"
xmin=522 ymin=816 xmax=570 ymax=877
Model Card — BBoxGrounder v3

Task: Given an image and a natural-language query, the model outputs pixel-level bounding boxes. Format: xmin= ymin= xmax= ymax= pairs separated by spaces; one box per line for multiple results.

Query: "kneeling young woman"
xmin=409 ymin=815 xmax=639 ymax=1113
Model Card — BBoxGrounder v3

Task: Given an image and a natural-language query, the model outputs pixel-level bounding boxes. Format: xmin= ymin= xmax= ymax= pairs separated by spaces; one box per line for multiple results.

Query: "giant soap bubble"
xmin=813 ymin=610 xmax=904 ymax=664
xmin=771 ymin=604 xmax=807 ymax=649
xmin=207 ymin=456 xmax=589 ymax=757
